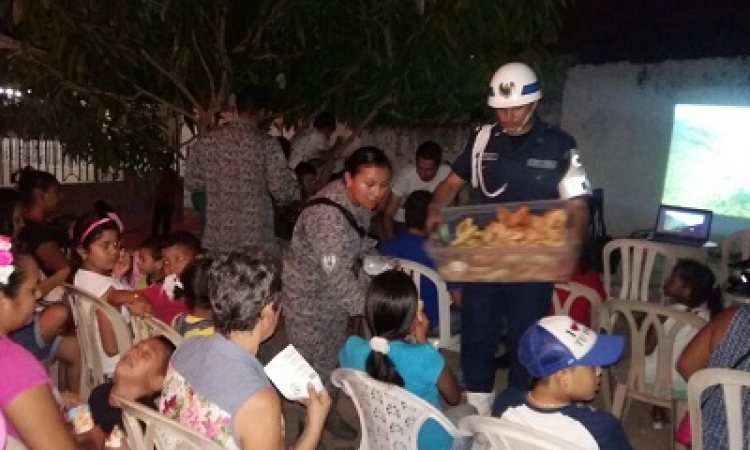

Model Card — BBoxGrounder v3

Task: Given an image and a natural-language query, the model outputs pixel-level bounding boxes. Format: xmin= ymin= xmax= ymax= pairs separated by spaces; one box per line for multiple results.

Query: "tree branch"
xmin=139 ymin=49 xmax=200 ymax=109
xmin=215 ymin=1 xmax=231 ymax=110
xmin=316 ymin=95 xmax=394 ymax=184
xmin=192 ymin=31 xmax=216 ymax=99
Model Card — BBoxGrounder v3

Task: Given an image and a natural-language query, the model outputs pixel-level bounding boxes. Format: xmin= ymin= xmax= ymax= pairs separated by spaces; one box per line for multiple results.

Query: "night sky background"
xmin=559 ymin=0 xmax=750 ymax=63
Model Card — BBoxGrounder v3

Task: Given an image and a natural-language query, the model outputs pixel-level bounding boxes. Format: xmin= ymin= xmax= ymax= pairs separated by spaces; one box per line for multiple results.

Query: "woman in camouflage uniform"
xmin=282 ymin=147 xmax=391 ymax=437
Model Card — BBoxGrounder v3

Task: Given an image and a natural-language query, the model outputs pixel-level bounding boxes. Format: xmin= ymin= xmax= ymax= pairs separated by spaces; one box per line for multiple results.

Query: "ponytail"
xmin=364 ymin=336 xmax=404 ymax=387
xmin=365 ymin=351 xmax=405 ymax=387
xmin=362 ymin=271 xmax=419 ymax=388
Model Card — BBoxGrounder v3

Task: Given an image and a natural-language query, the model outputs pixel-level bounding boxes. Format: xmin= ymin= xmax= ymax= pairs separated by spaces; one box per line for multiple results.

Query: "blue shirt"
xmin=379 ymin=231 xmax=459 ymax=326
xmin=339 ymin=336 xmax=451 ymax=450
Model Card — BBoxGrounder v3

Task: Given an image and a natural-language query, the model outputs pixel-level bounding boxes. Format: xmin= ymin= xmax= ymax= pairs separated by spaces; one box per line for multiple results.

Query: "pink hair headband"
xmin=79 ymin=213 xmax=124 ymax=244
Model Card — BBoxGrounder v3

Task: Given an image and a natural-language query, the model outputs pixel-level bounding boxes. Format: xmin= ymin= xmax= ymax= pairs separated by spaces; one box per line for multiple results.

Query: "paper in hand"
xmin=265 ymin=345 xmax=324 ymax=401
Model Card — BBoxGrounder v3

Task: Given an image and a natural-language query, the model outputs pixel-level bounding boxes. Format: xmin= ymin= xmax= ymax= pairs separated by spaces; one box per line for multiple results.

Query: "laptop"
xmin=650 ymin=204 xmax=713 ymax=247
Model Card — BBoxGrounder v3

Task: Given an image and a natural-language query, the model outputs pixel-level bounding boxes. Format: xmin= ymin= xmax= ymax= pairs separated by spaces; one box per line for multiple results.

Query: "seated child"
xmin=133 ymin=236 xmax=162 ymax=289
xmin=172 ymin=258 xmax=214 ymax=338
xmin=492 ymin=316 xmax=633 ymax=450
xmin=550 ymin=238 xmax=607 ymax=327
xmin=71 ymin=336 xmax=176 ymax=450
xmin=339 ymin=270 xmax=471 ymax=450
xmin=378 ymin=190 xmax=462 ymax=335
xmin=645 ymin=259 xmax=720 ymax=428
xmin=72 ymin=212 xmax=151 ymax=376
xmin=138 ymin=231 xmax=201 ymax=324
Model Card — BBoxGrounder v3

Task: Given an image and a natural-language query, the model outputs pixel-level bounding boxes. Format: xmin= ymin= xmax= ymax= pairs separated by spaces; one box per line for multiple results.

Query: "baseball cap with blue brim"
xmin=518 ymin=315 xmax=625 ymax=378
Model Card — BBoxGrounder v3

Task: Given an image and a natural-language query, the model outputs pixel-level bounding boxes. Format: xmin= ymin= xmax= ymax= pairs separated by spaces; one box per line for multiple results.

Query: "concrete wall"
xmin=561 ymin=58 xmax=750 ymax=239
xmin=58 ymin=176 xmax=183 ymax=235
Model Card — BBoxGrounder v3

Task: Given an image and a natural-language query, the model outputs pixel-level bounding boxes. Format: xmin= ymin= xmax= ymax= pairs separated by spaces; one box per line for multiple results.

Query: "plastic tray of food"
xmin=425 ymin=200 xmax=581 ymax=282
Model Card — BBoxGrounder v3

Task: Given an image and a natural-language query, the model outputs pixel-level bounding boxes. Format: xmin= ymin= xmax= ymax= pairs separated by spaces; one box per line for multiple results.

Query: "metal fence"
xmin=0 ymin=136 xmax=123 ymax=186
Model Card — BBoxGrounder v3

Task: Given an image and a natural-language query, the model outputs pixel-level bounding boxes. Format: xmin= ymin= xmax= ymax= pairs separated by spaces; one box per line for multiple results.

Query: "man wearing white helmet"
xmin=427 ymin=62 xmax=591 ymax=415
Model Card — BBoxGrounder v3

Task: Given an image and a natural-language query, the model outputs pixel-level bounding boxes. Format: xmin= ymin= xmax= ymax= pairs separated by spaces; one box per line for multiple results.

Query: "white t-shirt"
xmin=644 ymin=303 xmax=709 ymax=391
xmin=289 ymin=128 xmax=329 ymax=169
xmin=391 ymin=164 xmax=451 ymax=222
xmin=74 ymin=269 xmax=132 ymax=375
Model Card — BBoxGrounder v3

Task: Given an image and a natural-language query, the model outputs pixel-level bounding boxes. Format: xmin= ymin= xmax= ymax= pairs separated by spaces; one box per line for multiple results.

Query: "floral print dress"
xmin=160 ymin=366 xmax=237 ymax=450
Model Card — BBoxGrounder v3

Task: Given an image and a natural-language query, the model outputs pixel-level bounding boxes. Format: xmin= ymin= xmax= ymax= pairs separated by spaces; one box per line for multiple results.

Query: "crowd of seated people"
xmin=1 ymin=140 xmax=748 ymax=450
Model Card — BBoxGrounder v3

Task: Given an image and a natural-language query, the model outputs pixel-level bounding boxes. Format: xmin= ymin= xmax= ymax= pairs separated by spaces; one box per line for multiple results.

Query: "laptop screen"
xmin=654 ymin=204 xmax=713 ymax=241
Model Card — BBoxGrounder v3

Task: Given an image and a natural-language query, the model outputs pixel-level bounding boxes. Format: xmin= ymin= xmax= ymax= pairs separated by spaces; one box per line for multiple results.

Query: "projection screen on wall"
xmin=662 ymin=104 xmax=750 ymax=224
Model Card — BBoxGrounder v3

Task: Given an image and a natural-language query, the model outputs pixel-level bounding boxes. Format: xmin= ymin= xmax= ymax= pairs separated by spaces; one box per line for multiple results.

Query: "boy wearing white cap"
xmin=492 ymin=316 xmax=634 ymax=450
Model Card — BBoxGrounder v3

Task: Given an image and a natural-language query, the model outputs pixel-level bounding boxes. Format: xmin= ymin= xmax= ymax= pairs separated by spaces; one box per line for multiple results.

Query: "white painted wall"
xmin=561 ymin=58 xmax=750 ymax=239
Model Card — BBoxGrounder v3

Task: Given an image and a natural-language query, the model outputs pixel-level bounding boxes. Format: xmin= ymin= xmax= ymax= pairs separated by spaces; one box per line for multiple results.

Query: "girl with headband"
xmin=71 ymin=211 xmax=151 ymax=377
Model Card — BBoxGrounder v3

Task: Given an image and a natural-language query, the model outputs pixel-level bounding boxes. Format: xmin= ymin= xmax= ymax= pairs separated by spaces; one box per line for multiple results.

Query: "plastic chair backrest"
xmin=601 ymin=300 xmax=706 ymax=415
xmin=331 ymin=368 xmax=467 ymax=450
xmin=116 ymin=395 xmax=224 ymax=450
xmin=719 ymin=229 xmax=750 ymax=286
xmin=687 ymin=368 xmax=750 ymax=450
xmin=63 ymin=283 xmax=133 ymax=399
xmin=551 ymin=282 xmax=604 ymax=331
xmin=397 ymin=259 xmax=459 ymax=351
xmin=459 ymin=415 xmax=589 ymax=450
xmin=131 ymin=314 xmax=183 ymax=347
xmin=603 ymin=239 xmax=679 ymax=303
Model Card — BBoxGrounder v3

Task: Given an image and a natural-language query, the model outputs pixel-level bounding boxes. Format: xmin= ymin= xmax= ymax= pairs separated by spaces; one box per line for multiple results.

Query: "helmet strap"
xmin=504 ymin=101 xmax=537 ymax=135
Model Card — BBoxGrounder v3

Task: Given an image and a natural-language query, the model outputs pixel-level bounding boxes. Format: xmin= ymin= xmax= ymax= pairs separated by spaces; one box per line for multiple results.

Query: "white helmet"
xmin=487 ymin=62 xmax=542 ymax=109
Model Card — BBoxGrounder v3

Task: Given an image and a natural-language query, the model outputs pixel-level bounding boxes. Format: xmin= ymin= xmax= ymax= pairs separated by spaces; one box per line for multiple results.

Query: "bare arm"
xmin=426 ymin=173 xmax=466 ymax=231
xmin=677 ymin=306 xmax=737 ymax=380
xmin=96 ymin=309 xmax=119 ymax=357
xmin=234 ymin=386 xmax=329 ymax=450
xmin=234 ymin=387 xmax=284 ymax=450
xmin=104 ymin=288 xmax=151 ymax=316
xmin=436 ymin=366 xmax=462 ymax=406
xmin=35 ymin=241 xmax=71 ymax=297
xmin=7 ymin=384 xmax=81 ymax=450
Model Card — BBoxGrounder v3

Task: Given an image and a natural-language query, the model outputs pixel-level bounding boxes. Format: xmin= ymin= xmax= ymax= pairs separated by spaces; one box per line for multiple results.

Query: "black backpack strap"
xmin=302 ymin=198 xmax=367 ymax=238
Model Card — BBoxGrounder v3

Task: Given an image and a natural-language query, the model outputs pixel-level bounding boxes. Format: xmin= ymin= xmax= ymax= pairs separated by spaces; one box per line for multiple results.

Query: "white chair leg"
xmin=610 ymin=383 xmax=628 ymax=420
xmin=623 ymin=396 xmax=633 ymax=420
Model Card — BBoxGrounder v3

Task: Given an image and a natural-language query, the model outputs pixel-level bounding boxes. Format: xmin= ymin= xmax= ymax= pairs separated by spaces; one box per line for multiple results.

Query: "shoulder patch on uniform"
xmin=321 ymin=255 xmax=337 ymax=273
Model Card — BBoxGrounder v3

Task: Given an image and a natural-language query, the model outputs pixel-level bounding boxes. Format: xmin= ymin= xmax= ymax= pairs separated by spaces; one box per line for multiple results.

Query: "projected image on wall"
xmin=662 ymin=104 xmax=750 ymax=219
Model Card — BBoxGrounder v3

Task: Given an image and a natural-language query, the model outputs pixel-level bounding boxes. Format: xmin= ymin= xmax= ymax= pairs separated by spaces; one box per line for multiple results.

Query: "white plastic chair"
xmin=63 ymin=283 xmax=133 ymax=399
xmin=687 ymin=368 xmax=750 ymax=450
xmin=397 ymin=259 xmax=460 ymax=351
xmin=603 ymin=239 xmax=680 ymax=304
xmin=719 ymin=229 xmax=750 ymax=286
xmin=131 ymin=314 xmax=183 ymax=347
xmin=601 ymin=300 xmax=706 ymax=450
xmin=331 ymin=368 xmax=469 ymax=450
xmin=551 ymin=282 xmax=604 ymax=331
xmin=116 ymin=395 xmax=224 ymax=450
xmin=4 ymin=436 xmax=30 ymax=450
xmin=459 ymin=415 xmax=588 ymax=450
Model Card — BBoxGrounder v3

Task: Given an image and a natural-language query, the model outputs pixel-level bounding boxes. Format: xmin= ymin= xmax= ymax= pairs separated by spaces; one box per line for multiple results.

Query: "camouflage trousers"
xmin=285 ymin=310 xmax=351 ymax=391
